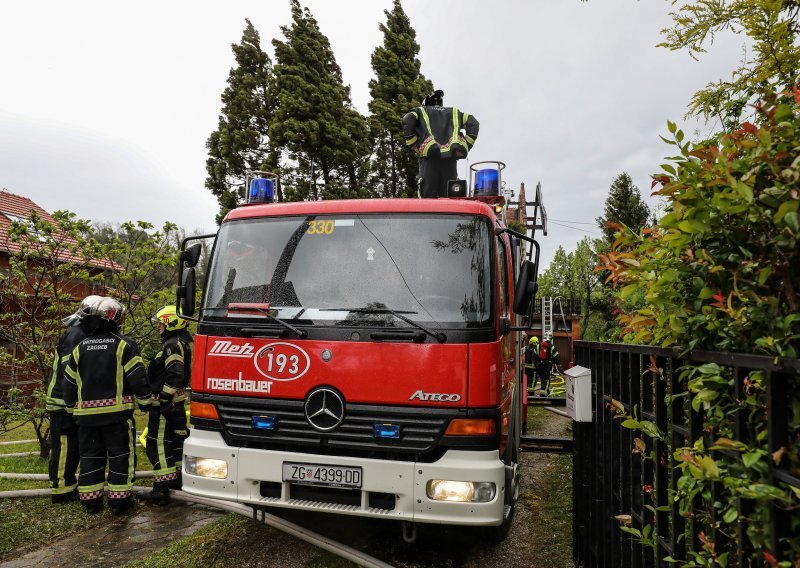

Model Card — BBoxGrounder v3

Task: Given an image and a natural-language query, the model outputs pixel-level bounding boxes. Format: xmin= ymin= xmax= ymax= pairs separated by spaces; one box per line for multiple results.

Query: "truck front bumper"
xmin=182 ymin=429 xmax=506 ymax=525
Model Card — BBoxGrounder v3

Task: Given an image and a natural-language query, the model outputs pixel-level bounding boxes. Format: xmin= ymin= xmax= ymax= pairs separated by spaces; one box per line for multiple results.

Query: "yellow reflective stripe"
xmin=124 ymin=356 xmax=143 ymax=373
xmin=116 ymin=341 xmax=125 ymax=407
xmin=138 ymin=427 xmax=147 ymax=448
xmin=162 ymin=385 xmax=177 ymax=395
xmin=73 ymin=403 xmax=135 ymax=415
xmin=462 ymin=112 xmax=469 ymax=124
xmin=418 ymin=107 xmax=432 ymax=135
xmin=60 ymin=354 xmax=71 ymax=363
xmin=165 ymin=354 xmax=183 ymax=367
xmin=465 ymin=135 xmax=476 ymax=146
xmin=410 ymin=110 xmax=418 ymax=119
xmin=107 ymin=483 xmax=132 ymax=492
xmin=80 ymin=482 xmax=105 ymax=493
xmin=136 ymin=396 xmax=152 ymax=405
xmin=52 ymin=483 xmax=77 ymax=495
xmin=449 ymin=107 xmax=459 ymax=147
xmin=47 ymin=352 xmax=59 ymax=398
xmin=405 ymin=135 xmax=418 ymax=146
xmin=57 ymin=435 xmax=68 ymax=488
xmin=64 ymin=366 xmax=78 ymax=380
xmin=127 ymin=418 xmax=135 ymax=486
xmin=157 ymin=415 xmax=168 ymax=471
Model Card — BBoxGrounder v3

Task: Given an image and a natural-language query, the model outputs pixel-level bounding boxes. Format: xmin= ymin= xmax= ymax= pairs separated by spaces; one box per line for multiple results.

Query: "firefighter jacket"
xmin=63 ymin=320 xmax=151 ymax=426
xmin=148 ymin=330 xmax=193 ymax=403
xmin=46 ymin=320 xmax=92 ymax=412
xmin=402 ymin=105 xmax=479 ymax=159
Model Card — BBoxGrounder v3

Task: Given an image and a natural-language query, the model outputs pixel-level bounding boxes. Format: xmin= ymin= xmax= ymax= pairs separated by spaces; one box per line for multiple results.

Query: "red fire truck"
xmin=175 ymin=166 xmax=540 ymax=540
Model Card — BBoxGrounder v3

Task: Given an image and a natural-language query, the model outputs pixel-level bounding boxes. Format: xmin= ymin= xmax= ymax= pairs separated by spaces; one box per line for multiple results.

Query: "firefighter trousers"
xmin=169 ymin=401 xmax=188 ymax=468
xmin=418 ymin=157 xmax=459 ymax=198
xmin=77 ymin=418 xmax=136 ymax=508
xmin=146 ymin=406 xmax=179 ymax=491
xmin=48 ymin=410 xmax=79 ymax=498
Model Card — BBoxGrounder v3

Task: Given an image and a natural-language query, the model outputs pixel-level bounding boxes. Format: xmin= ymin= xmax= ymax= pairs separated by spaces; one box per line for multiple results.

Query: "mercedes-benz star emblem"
xmin=304 ymin=387 xmax=345 ymax=432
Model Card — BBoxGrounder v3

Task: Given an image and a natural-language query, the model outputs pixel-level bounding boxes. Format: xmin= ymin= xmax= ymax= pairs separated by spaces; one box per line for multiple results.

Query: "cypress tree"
xmin=596 ymin=172 xmax=651 ymax=241
xmin=205 ymin=19 xmax=274 ymax=223
xmin=368 ymin=0 xmax=432 ymax=198
xmin=270 ymin=0 xmax=369 ymax=201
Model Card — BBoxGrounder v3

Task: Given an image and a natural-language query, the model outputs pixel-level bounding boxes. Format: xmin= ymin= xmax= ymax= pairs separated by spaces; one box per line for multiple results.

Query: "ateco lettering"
xmin=207 ymin=372 xmax=271 ymax=394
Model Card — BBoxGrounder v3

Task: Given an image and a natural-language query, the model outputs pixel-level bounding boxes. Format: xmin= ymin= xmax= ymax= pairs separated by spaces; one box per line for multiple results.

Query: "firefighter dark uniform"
xmin=402 ymin=89 xmax=479 ymax=198
xmin=523 ymin=336 xmax=539 ymax=391
xmin=536 ymin=338 xmax=558 ymax=395
xmin=144 ymin=306 xmax=193 ymax=502
xmin=46 ymin=321 xmax=88 ymax=502
xmin=62 ymin=307 xmax=151 ymax=515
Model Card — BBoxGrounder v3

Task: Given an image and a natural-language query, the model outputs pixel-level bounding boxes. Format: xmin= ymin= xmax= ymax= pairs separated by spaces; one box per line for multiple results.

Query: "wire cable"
xmin=548 ymin=220 xmax=601 ymax=235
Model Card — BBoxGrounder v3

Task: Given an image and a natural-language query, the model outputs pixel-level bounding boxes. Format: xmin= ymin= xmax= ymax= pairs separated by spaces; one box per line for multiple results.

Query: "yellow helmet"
xmin=529 ymin=336 xmax=539 ymax=345
xmin=153 ymin=305 xmax=188 ymax=331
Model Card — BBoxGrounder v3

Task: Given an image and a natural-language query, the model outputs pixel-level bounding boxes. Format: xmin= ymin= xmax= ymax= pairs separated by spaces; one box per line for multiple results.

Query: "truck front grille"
xmin=200 ymin=394 xmax=458 ymax=460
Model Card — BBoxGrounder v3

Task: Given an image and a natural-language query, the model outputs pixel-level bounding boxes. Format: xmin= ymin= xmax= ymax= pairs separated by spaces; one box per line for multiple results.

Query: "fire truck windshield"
xmin=203 ymin=214 xmax=492 ymax=329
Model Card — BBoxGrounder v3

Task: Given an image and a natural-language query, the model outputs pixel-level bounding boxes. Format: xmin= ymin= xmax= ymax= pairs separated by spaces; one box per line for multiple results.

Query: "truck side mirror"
xmin=513 ymin=260 xmax=538 ymax=315
xmin=180 ymin=243 xmax=203 ymax=268
xmin=177 ymin=267 xmax=196 ymax=317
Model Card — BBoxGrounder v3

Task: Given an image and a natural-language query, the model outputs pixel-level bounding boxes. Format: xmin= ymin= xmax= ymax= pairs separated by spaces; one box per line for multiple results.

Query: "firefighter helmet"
xmin=529 ymin=336 xmax=539 ymax=345
xmin=153 ymin=305 xmax=188 ymax=331
xmin=96 ymin=297 xmax=125 ymax=325
xmin=79 ymin=295 xmax=104 ymax=316
xmin=423 ymin=89 xmax=444 ymax=106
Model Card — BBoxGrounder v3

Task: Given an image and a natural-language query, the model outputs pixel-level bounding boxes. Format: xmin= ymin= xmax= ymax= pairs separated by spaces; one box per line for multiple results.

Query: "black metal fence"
xmin=572 ymin=341 xmax=800 ymax=567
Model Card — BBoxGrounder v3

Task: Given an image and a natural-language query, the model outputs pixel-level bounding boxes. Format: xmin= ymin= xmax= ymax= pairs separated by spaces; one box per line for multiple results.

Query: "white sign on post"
xmin=564 ymin=365 xmax=592 ymax=422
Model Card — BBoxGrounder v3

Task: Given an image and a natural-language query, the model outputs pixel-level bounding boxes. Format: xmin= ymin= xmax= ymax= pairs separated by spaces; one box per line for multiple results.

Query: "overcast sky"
xmin=0 ymin=0 xmax=743 ymax=268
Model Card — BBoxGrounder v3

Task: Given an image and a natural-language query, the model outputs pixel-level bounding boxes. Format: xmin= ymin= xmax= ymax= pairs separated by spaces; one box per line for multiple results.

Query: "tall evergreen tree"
xmin=367 ymin=0 xmax=432 ymax=198
xmin=270 ymin=0 xmax=369 ymax=201
xmin=596 ymin=172 xmax=650 ymax=241
xmin=205 ymin=19 xmax=274 ymax=223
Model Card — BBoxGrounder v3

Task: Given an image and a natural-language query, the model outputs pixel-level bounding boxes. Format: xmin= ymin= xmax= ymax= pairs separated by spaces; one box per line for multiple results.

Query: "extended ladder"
xmin=541 ymin=296 xmax=568 ymax=340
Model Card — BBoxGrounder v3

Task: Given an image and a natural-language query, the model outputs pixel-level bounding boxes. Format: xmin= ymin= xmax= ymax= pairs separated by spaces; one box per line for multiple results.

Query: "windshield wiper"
xmin=322 ymin=307 xmax=446 ymax=343
xmin=227 ymin=303 xmax=307 ymax=339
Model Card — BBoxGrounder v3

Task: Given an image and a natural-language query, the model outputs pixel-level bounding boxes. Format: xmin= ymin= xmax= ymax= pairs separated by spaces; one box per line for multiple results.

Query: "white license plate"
xmin=282 ymin=462 xmax=362 ymax=489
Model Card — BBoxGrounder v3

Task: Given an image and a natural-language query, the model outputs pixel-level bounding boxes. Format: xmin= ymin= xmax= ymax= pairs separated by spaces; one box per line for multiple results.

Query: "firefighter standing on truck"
xmin=141 ymin=305 xmax=193 ymax=504
xmin=46 ymin=295 xmax=102 ymax=503
xmin=63 ymin=297 xmax=151 ymax=515
xmin=402 ymin=89 xmax=479 ymax=198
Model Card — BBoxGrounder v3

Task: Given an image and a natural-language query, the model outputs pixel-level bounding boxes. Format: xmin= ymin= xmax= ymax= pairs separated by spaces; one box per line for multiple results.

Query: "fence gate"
xmin=571 ymin=341 xmax=800 ymax=568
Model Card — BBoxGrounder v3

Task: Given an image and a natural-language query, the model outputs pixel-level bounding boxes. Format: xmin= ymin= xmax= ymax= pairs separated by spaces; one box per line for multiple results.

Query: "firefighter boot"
xmin=82 ymin=498 xmax=104 ymax=515
xmin=109 ymin=495 xmax=135 ymax=516
xmin=51 ymin=488 xmax=79 ymax=504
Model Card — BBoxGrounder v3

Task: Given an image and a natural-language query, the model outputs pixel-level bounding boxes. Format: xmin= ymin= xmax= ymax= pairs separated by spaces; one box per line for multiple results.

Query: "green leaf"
xmin=722 ymin=507 xmax=738 ymax=523
xmin=677 ymin=219 xmax=707 ymax=234
xmin=667 ymin=120 xmax=677 ymax=134
xmin=698 ymin=287 xmax=714 ymax=299
xmin=733 ymin=181 xmax=753 ymax=203
xmin=774 ymin=199 xmax=799 ymax=222
xmin=784 ymin=211 xmax=799 ymax=232
xmin=742 ymin=451 xmax=763 ymax=469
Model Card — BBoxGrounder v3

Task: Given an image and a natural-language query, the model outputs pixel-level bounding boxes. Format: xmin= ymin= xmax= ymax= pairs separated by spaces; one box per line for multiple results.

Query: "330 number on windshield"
xmin=307 ymin=220 xmax=334 ymax=235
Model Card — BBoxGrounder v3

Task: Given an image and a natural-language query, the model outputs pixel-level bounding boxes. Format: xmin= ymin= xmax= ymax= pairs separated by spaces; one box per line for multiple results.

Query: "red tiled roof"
xmin=0 ymin=189 xmax=119 ymax=271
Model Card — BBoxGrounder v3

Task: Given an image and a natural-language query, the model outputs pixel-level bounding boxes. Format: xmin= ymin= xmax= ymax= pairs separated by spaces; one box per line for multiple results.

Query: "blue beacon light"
xmin=474 ymin=168 xmax=499 ymax=196
xmin=249 ymin=177 xmax=275 ymax=203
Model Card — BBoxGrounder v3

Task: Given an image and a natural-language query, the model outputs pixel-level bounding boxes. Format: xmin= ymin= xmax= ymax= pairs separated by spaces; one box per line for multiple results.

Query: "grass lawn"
xmin=0 ymin=412 xmax=156 ymax=559
xmin=125 ymin=513 xmax=357 ymax=568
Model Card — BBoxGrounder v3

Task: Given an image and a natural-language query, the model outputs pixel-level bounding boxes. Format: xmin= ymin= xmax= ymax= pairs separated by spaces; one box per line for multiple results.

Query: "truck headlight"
xmin=184 ymin=455 xmax=228 ymax=479
xmin=426 ymin=480 xmax=496 ymax=502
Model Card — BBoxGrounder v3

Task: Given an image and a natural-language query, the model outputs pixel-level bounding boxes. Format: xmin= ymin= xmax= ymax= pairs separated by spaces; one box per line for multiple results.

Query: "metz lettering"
xmin=408 ymin=390 xmax=461 ymax=402
xmin=209 ymin=340 xmax=255 ymax=358
xmin=207 ymin=372 xmax=272 ymax=394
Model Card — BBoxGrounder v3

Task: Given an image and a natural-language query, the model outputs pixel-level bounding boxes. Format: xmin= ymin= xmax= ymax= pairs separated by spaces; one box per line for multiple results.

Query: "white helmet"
xmin=61 ymin=294 xmax=104 ymax=326
xmin=96 ymin=297 xmax=125 ymax=325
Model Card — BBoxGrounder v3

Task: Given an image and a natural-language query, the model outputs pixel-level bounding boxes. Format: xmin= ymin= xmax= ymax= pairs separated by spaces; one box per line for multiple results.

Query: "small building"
xmin=0 ymin=189 xmax=116 ymax=392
